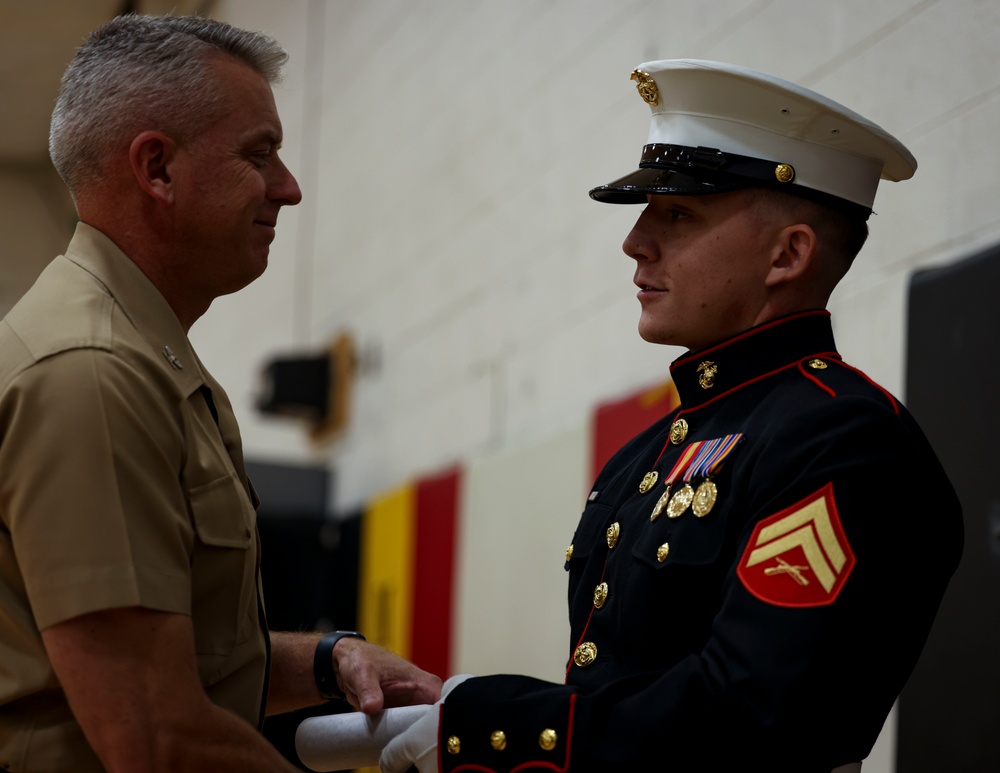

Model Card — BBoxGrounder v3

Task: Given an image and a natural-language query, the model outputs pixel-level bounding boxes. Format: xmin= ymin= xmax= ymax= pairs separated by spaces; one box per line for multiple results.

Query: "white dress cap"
xmin=590 ymin=59 xmax=916 ymax=215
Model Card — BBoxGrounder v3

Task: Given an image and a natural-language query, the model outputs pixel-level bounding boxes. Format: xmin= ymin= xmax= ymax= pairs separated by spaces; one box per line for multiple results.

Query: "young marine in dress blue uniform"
xmin=379 ymin=59 xmax=963 ymax=773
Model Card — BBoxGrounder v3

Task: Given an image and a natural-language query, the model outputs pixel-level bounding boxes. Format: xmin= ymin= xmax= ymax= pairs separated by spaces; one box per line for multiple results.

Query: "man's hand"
xmin=379 ymin=674 xmax=473 ymax=773
xmin=333 ymin=638 xmax=443 ymax=714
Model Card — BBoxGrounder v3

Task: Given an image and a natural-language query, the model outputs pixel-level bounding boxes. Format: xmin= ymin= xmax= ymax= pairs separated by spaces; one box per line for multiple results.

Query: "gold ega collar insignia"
xmin=696 ymin=361 xmax=717 ymax=389
xmin=630 ymin=69 xmax=659 ymax=106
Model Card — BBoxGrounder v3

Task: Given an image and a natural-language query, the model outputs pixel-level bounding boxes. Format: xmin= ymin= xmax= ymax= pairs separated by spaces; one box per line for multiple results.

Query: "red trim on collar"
xmin=672 ymin=310 xmax=831 ymax=368
xmin=673 ymin=349 xmax=844 ymax=421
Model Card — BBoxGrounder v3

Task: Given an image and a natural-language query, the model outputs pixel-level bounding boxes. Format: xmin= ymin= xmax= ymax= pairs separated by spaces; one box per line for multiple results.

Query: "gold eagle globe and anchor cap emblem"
xmin=630 ymin=69 xmax=660 ymax=105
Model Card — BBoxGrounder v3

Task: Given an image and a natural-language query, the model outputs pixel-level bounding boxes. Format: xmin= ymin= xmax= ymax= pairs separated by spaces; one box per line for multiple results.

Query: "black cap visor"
xmin=590 ymin=143 xmax=872 ymax=219
xmin=589 ymin=143 xmax=781 ymax=204
xmin=589 ymin=165 xmax=752 ymax=203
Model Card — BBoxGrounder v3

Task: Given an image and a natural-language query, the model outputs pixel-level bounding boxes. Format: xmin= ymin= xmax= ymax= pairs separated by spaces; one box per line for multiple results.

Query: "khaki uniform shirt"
xmin=0 ymin=224 xmax=269 ymax=772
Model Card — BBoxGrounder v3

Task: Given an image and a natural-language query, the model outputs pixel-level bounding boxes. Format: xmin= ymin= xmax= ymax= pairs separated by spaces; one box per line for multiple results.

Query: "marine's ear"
xmin=128 ymin=130 xmax=177 ymax=206
xmin=764 ymin=222 xmax=818 ymax=289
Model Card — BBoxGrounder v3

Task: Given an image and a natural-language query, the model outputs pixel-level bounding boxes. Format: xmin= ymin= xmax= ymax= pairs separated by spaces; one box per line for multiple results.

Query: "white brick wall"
xmin=0 ymin=2 xmax=992 ymax=769
xmin=201 ymin=0 xmax=1000 ymax=508
xmin=186 ymin=3 xmax=1000 ymax=770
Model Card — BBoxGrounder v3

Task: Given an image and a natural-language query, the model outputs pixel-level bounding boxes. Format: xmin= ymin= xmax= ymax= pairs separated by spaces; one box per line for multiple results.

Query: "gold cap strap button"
xmin=447 ymin=735 xmax=461 ymax=754
xmin=573 ymin=641 xmax=598 ymax=667
xmin=539 ymin=728 xmax=558 ymax=751
xmin=490 ymin=730 xmax=507 ymax=751
xmin=775 ymin=163 xmax=795 ymax=183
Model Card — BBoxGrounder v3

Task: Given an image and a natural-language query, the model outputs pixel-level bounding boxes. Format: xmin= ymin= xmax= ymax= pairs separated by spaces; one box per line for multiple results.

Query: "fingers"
xmin=375 ymin=675 xmax=473 ymax=773
xmin=334 ymin=639 xmax=444 ymax=715
xmin=355 ymin=680 xmax=385 ymax=715
xmin=378 ymin=702 xmax=441 ymax=773
xmin=379 ymin=730 xmax=410 ymax=773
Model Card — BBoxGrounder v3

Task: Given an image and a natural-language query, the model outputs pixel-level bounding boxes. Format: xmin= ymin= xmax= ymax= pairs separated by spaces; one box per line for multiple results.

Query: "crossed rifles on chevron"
xmin=764 ymin=557 xmax=812 ymax=586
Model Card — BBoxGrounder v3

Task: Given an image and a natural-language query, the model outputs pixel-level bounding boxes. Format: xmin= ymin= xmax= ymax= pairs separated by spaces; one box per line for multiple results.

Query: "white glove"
xmin=379 ymin=674 xmax=474 ymax=773
xmin=295 ymin=704 xmax=431 ymax=771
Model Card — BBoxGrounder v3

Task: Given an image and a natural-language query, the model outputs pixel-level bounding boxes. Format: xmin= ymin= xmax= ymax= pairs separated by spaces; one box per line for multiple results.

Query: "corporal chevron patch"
xmin=737 ymin=483 xmax=855 ymax=608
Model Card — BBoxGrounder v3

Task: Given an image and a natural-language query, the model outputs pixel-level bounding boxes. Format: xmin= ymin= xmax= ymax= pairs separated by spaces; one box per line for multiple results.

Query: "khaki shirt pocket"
xmin=186 ymin=473 xmax=257 ymax=663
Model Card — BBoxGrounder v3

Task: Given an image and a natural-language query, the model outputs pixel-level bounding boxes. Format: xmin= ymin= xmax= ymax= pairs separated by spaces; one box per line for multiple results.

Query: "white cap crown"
xmin=590 ymin=59 xmax=916 ymax=215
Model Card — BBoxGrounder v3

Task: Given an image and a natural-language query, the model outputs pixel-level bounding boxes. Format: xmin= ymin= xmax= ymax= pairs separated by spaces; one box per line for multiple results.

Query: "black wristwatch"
xmin=313 ymin=630 xmax=366 ymax=700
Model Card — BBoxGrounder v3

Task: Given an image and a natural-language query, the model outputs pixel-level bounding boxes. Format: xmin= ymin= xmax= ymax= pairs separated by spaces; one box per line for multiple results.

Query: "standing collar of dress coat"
xmin=668 ymin=310 xmax=838 ymax=411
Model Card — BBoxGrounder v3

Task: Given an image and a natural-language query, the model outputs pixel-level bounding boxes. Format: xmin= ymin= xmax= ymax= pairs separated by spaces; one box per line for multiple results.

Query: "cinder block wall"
xmin=192 ymin=3 xmax=1000 ymax=770
xmin=203 ymin=0 xmax=1000 ymax=508
xmin=1 ymin=1 xmax=993 ymax=770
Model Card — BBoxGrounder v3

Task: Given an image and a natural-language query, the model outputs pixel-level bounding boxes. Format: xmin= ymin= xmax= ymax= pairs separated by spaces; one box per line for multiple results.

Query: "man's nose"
xmin=622 ymin=221 xmax=651 ymax=263
xmin=271 ymin=156 xmax=303 ymax=206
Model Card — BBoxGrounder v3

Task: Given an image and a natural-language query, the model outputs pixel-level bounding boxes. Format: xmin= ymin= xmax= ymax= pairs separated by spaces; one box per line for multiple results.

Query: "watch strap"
xmin=314 ymin=630 xmax=366 ymax=700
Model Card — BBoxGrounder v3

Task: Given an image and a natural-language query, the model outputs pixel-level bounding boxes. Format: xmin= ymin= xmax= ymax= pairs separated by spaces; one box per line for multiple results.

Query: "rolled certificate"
xmin=295 ymin=704 xmax=432 ymax=772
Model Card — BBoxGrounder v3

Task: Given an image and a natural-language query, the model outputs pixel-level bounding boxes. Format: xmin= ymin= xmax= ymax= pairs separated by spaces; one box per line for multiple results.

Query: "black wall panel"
xmin=899 ymin=244 xmax=1000 ymax=771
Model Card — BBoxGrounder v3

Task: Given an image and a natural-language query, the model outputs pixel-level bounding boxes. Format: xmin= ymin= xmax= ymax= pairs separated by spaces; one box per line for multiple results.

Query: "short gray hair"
xmin=49 ymin=14 xmax=288 ymax=198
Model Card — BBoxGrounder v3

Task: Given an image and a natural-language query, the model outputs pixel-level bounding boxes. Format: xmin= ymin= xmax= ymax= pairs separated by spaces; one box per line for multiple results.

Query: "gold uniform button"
xmin=490 ymin=730 xmax=507 ymax=751
xmin=775 ymin=163 xmax=795 ymax=183
xmin=657 ymin=543 xmax=670 ymax=563
xmin=606 ymin=522 xmax=620 ymax=549
xmin=670 ymin=418 xmax=688 ymax=445
xmin=593 ymin=582 xmax=609 ymax=609
xmin=539 ymin=728 xmax=558 ymax=751
xmin=447 ymin=735 xmax=461 ymax=755
xmin=565 ymin=544 xmax=574 ymax=561
xmin=573 ymin=641 xmax=598 ymax=667
xmin=808 ymin=358 xmax=828 ymax=370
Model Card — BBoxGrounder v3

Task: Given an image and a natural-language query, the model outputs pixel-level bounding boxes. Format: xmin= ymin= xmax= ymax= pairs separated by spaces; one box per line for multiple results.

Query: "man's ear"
xmin=128 ymin=131 xmax=177 ymax=206
xmin=764 ymin=222 xmax=818 ymax=288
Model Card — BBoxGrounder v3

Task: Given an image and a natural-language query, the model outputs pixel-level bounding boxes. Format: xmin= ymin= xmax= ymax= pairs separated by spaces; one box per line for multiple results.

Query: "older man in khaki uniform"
xmin=0 ymin=15 xmax=439 ymax=772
